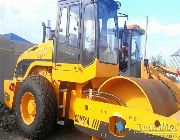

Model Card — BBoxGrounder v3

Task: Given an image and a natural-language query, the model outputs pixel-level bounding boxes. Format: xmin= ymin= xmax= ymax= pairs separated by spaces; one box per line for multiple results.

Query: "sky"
xmin=119 ymin=0 xmax=180 ymax=60
xmin=0 ymin=0 xmax=180 ymax=60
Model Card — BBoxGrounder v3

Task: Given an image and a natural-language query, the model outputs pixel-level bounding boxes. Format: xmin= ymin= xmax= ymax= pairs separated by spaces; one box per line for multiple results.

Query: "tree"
xmin=151 ymin=54 xmax=166 ymax=67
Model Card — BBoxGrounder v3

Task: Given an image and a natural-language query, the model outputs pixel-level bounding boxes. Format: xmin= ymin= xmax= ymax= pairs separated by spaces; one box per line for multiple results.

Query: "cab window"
xmin=58 ymin=7 xmax=67 ymax=44
xmin=82 ymin=4 xmax=96 ymax=66
xmin=69 ymin=5 xmax=80 ymax=48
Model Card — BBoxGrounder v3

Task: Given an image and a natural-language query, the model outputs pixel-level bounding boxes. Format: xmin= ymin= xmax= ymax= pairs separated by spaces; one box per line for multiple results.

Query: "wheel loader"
xmin=0 ymin=0 xmax=180 ymax=139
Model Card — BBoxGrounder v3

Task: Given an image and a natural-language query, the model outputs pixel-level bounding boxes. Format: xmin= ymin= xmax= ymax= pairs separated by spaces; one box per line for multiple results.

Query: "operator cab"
xmin=54 ymin=0 xmax=120 ymax=68
xmin=119 ymin=24 xmax=145 ymax=77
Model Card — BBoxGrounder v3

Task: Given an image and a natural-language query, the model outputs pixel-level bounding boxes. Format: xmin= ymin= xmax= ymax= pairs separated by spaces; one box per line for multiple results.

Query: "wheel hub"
xmin=20 ymin=92 xmax=36 ymax=125
xmin=27 ymin=100 xmax=36 ymax=115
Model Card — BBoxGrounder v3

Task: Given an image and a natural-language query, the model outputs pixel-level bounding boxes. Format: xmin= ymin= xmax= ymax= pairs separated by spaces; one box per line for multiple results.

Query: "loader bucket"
xmin=98 ymin=76 xmax=177 ymax=116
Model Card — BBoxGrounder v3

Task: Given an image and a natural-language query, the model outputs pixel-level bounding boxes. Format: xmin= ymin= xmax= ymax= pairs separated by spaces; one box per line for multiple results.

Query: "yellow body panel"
xmin=4 ymin=79 xmax=21 ymax=109
xmin=74 ymin=98 xmax=180 ymax=139
xmin=52 ymin=59 xmax=118 ymax=83
xmin=4 ymin=80 xmax=15 ymax=108
xmin=17 ymin=41 xmax=53 ymax=64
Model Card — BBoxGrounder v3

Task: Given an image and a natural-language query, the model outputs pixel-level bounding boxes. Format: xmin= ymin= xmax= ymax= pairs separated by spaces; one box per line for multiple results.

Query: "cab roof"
xmin=58 ymin=0 xmax=119 ymax=9
xmin=127 ymin=24 xmax=145 ymax=35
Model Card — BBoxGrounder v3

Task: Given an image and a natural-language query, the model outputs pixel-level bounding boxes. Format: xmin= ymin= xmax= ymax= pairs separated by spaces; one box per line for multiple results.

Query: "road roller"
xmin=0 ymin=0 xmax=180 ymax=139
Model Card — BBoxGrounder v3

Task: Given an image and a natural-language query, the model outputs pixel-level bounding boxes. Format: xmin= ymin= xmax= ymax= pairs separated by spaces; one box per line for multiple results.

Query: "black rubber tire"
xmin=15 ymin=75 xmax=57 ymax=139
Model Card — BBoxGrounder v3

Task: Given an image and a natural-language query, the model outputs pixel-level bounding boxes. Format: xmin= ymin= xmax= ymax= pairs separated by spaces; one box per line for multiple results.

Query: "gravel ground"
xmin=0 ymin=102 xmax=91 ymax=140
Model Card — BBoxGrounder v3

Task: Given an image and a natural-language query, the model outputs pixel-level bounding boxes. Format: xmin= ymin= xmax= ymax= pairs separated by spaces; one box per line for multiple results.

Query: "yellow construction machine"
xmin=1 ymin=0 xmax=180 ymax=139
xmin=118 ymin=23 xmax=180 ymax=101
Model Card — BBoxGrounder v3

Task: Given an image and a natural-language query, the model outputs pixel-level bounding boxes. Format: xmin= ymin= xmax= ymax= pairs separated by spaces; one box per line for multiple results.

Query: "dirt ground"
xmin=0 ymin=102 xmax=91 ymax=140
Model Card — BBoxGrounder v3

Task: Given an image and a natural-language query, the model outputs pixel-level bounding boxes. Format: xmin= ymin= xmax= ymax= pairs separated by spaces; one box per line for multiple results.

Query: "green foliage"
xmin=151 ymin=54 xmax=166 ymax=67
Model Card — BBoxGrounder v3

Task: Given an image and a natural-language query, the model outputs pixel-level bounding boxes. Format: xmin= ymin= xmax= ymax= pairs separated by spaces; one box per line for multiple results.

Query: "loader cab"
xmin=53 ymin=0 xmax=120 ymax=81
xmin=119 ymin=24 xmax=145 ymax=77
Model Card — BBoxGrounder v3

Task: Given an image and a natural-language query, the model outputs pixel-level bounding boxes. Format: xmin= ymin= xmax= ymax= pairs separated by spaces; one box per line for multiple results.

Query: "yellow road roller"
xmin=1 ymin=0 xmax=180 ymax=139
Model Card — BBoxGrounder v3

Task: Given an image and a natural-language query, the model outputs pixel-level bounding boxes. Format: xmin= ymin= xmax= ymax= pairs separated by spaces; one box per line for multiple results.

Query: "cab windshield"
xmin=98 ymin=1 xmax=118 ymax=64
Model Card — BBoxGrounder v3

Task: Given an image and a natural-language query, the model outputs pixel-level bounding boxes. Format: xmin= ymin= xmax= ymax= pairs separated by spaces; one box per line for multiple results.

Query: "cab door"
xmin=55 ymin=3 xmax=80 ymax=68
